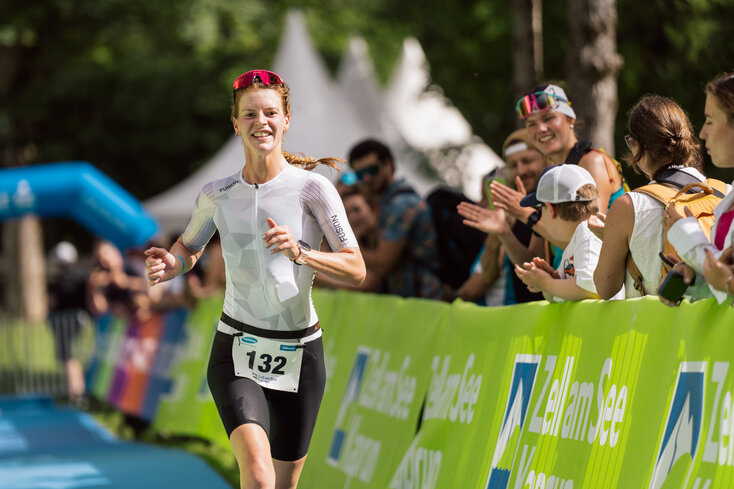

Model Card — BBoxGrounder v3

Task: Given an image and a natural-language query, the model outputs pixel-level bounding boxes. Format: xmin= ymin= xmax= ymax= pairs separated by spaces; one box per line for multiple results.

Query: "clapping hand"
xmin=457 ymin=201 xmax=509 ymax=235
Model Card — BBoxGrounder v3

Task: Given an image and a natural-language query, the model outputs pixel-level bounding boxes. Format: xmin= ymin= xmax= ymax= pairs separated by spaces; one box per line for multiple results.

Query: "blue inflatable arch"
xmin=0 ymin=162 xmax=158 ymax=249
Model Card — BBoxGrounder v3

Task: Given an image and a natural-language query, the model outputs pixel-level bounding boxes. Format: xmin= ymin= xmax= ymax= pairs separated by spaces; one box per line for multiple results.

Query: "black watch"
xmin=527 ymin=209 xmax=541 ymax=229
xmin=294 ymin=240 xmax=312 ymax=266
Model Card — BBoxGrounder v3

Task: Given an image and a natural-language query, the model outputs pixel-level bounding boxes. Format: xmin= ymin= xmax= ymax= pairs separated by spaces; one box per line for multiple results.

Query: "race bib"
xmin=231 ymin=334 xmax=304 ymax=392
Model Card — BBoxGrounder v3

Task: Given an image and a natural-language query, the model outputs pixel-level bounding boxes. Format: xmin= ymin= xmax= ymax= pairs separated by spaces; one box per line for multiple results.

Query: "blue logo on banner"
xmin=280 ymin=345 xmax=298 ymax=352
xmin=242 ymin=337 xmax=257 ymax=344
xmin=648 ymin=362 xmax=705 ymax=489
xmin=486 ymin=354 xmax=542 ymax=489
xmin=327 ymin=348 xmax=370 ymax=466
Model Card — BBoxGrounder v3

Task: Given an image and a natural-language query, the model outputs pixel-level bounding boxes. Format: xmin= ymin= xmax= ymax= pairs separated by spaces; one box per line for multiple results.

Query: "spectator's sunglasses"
xmin=354 ymin=162 xmax=382 ymax=181
xmin=624 ymin=134 xmax=640 ymax=152
xmin=515 ymin=92 xmax=568 ymax=119
xmin=232 ymin=70 xmax=285 ymax=102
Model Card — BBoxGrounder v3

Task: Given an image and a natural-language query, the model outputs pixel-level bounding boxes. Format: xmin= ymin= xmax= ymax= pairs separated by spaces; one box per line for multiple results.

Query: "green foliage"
xmin=3 ymin=0 xmax=734 ymax=251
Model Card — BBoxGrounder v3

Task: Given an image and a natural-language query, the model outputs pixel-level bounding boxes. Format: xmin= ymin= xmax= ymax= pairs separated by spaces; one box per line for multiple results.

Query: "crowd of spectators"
xmin=40 ymin=71 xmax=734 ymax=406
xmin=321 ymin=72 xmax=734 ymax=307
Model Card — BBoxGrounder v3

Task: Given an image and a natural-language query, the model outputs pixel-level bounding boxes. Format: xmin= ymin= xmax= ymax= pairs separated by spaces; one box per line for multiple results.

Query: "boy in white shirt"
xmin=515 ymin=165 xmax=625 ymax=302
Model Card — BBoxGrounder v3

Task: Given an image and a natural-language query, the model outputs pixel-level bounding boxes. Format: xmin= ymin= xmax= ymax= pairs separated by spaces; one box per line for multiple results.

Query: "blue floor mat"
xmin=0 ymin=396 xmax=230 ymax=489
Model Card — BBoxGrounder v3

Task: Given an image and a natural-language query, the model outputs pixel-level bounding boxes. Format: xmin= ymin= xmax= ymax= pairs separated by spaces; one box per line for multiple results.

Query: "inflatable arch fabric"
xmin=0 ymin=162 xmax=158 ymax=249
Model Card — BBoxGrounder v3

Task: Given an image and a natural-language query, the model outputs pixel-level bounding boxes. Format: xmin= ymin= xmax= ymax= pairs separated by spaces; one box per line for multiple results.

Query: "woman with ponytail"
xmin=594 ymin=95 xmax=709 ymax=299
xmin=145 ymin=69 xmax=365 ymax=489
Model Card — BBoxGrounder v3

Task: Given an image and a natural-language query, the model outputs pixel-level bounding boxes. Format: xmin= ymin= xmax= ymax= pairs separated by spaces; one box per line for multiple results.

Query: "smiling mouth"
xmin=253 ymin=131 xmax=271 ymax=138
xmin=538 ymin=135 xmax=554 ymax=143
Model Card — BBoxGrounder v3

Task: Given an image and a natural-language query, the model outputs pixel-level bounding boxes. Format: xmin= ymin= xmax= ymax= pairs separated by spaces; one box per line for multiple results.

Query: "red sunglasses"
xmin=232 ymin=70 xmax=285 ymax=102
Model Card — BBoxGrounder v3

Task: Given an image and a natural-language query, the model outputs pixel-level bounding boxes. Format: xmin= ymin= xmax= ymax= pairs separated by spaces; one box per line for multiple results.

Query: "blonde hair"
xmin=232 ymin=81 xmax=340 ymax=171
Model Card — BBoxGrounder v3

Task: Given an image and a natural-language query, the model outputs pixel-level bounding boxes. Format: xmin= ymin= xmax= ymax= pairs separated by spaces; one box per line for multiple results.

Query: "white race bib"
xmin=232 ymin=334 xmax=304 ymax=392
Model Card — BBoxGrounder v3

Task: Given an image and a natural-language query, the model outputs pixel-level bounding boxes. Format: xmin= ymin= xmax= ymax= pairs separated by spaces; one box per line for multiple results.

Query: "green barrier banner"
xmin=152 ymin=294 xmax=223 ymax=440
xmin=87 ymin=287 xmax=734 ymax=488
xmin=300 ymin=291 xmax=448 ymax=489
xmin=303 ymin=292 xmax=734 ymax=489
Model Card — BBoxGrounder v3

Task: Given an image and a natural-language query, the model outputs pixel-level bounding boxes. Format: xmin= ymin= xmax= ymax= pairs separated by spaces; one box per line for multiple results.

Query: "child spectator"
xmin=515 ymin=165 xmax=624 ymax=302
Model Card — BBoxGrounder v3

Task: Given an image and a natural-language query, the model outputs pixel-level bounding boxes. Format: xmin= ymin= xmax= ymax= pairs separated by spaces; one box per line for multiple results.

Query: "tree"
xmin=564 ymin=0 xmax=623 ymax=156
xmin=510 ymin=0 xmax=544 ymax=102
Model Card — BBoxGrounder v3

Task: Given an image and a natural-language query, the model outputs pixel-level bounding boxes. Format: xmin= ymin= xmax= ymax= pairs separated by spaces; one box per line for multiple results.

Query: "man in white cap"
xmin=514 ymin=165 xmax=625 ymax=302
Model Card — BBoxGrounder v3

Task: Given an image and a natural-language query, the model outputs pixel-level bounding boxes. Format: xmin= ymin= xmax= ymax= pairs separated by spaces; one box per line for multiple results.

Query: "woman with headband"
xmin=515 ymin=84 xmax=628 ymax=212
xmin=145 ymin=69 xmax=365 ymax=489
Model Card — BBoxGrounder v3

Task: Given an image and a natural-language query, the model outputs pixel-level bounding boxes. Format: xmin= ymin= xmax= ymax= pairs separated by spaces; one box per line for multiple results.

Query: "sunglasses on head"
xmin=354 ymin=163 xmax=381 ymax=181
xmin=515 ymin=92 xmax=568 ymax=119
xmin=232 ymin=70 xmax=285 ymax=102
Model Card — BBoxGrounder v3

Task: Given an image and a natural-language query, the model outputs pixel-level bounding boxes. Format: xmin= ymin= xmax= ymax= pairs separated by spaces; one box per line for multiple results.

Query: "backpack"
xmin=626 ymin=169 xmax=727 ymax=295
xmin=425 ymin=187 xmax=486 ymax=290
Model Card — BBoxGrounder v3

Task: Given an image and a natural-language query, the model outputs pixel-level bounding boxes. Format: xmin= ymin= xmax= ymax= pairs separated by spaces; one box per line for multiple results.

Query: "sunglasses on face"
xmin=232 ymin=70 xmax=285 ymax=102
xmin=624 ymin=134 xmax=639 ymax=152
xmin=354 ymin=163 xmax=381 ymax=181
xmin=515 ymin=92 xmax=568 ymax=119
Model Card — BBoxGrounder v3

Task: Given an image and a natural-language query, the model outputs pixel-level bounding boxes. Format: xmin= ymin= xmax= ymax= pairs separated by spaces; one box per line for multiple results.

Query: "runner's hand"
xmin=145 ymin=247 xmax=178 ymax=286
xmin=264 ymin=218 xmax=300 ymax=261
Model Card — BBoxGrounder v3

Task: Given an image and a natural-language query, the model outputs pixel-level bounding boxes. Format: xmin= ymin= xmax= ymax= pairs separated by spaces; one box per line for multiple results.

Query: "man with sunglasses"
xmin=347 ymin=139 xmax=445 ymax=300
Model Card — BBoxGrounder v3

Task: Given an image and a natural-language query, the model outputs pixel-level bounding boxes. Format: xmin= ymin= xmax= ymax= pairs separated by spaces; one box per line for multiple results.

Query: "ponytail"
xmin=282 ymin=151 xmax=342 ymax=171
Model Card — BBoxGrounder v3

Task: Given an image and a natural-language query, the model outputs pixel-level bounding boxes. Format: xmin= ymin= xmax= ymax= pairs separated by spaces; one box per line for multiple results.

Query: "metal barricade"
xmin=0 ymin=310 xmax=95 ymax=398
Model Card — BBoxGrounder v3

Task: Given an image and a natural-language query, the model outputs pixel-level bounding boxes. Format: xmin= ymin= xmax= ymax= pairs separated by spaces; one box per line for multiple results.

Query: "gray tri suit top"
xmin=181 ymin=163 xmax=358 ymax=335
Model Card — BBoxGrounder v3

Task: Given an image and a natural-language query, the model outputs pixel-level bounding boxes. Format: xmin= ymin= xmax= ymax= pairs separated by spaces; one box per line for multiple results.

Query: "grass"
xmin=86 ymin=398 xmax=240 ymax=488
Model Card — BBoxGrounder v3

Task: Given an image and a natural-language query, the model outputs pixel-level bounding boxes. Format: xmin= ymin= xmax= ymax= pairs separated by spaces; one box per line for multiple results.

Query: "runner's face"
xmin=232 ymin=88 xmax=290 ymax=156
xmin=343 ymin=194 xmax=376 ymax=239
xmin=506 ymin=149 xmax=546 ymax=193
xmin=700 ymin=93 xmax=734 ymax=168
xmin=525 ymin=111 xmax=576 ymax=159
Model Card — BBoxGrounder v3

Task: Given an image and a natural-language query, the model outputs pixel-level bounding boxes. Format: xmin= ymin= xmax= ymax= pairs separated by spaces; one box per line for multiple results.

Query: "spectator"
xmin=516 ymin=83 xmax=627 ymax=212
xmin=456 ymin=170 xmax=506 ymax=306
xmin=457 ymin=129 xmax=548 ymax=304
xmin=348 ymin=139 xmax=446 ymax=300
xmin=664 ymin=72 xmax=734 ymax=302
xmin=47 ymin=241 xmax=90 ymax=402
xmin=515 ymin=165 xmax=624 ymax=302
xmin=187 ymin=233 xmax=226 ymax=300
xmin=87 ymin=240 xmax=149 ymax=319
xmin=340 ymin=184 xmax=378 ymax=250
xmin=594 ymin=95 xmax=707 ymax=299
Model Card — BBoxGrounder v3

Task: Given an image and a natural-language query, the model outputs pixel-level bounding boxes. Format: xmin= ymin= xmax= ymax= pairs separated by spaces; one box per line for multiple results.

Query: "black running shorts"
xmin=207 ymin=330 xmax=326 ymax=461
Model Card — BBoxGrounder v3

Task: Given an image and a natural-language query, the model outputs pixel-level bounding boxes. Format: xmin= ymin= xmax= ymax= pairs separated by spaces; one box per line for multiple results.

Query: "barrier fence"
xmin=11 ymin=290 xmax=734 ymax=488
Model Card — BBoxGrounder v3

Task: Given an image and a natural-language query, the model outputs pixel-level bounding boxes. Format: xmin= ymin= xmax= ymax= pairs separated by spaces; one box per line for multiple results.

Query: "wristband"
xmin=174 ymin=254 xmax=186 ymax=276
xmin=527 ymin=210 xmax=541 ymax=229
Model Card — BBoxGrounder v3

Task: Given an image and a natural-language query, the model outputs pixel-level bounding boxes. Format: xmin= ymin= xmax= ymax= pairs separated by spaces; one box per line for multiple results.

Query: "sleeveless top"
xmin=182 ymin=164 xmax=358 ymax=333
xmin=626 ymin=167 xmax=707 ymax=297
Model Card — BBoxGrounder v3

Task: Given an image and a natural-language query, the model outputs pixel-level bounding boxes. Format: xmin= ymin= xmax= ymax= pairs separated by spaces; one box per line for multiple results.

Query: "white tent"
xmin=384 ymin=37 xmax=503 ymax=200
xmin=144 ymin=10 xmax=503 ymax=234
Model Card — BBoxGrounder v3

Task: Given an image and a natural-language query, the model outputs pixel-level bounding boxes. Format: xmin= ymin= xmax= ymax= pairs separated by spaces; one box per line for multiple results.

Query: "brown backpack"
xmin=626 ymin=172 xmax=727 ymax=295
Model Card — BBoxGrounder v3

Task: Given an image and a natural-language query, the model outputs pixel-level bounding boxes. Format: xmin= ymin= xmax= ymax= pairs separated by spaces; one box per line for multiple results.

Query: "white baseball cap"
xmin=520 ymin=164 xmax=596 ymax=207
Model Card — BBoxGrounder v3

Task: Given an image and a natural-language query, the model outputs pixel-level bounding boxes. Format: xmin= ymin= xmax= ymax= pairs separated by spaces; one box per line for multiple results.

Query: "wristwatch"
xmin=294 ymin=240 xmax=312 ymax=265
xmin=527 ymin=209 xmax=541 ymax=229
